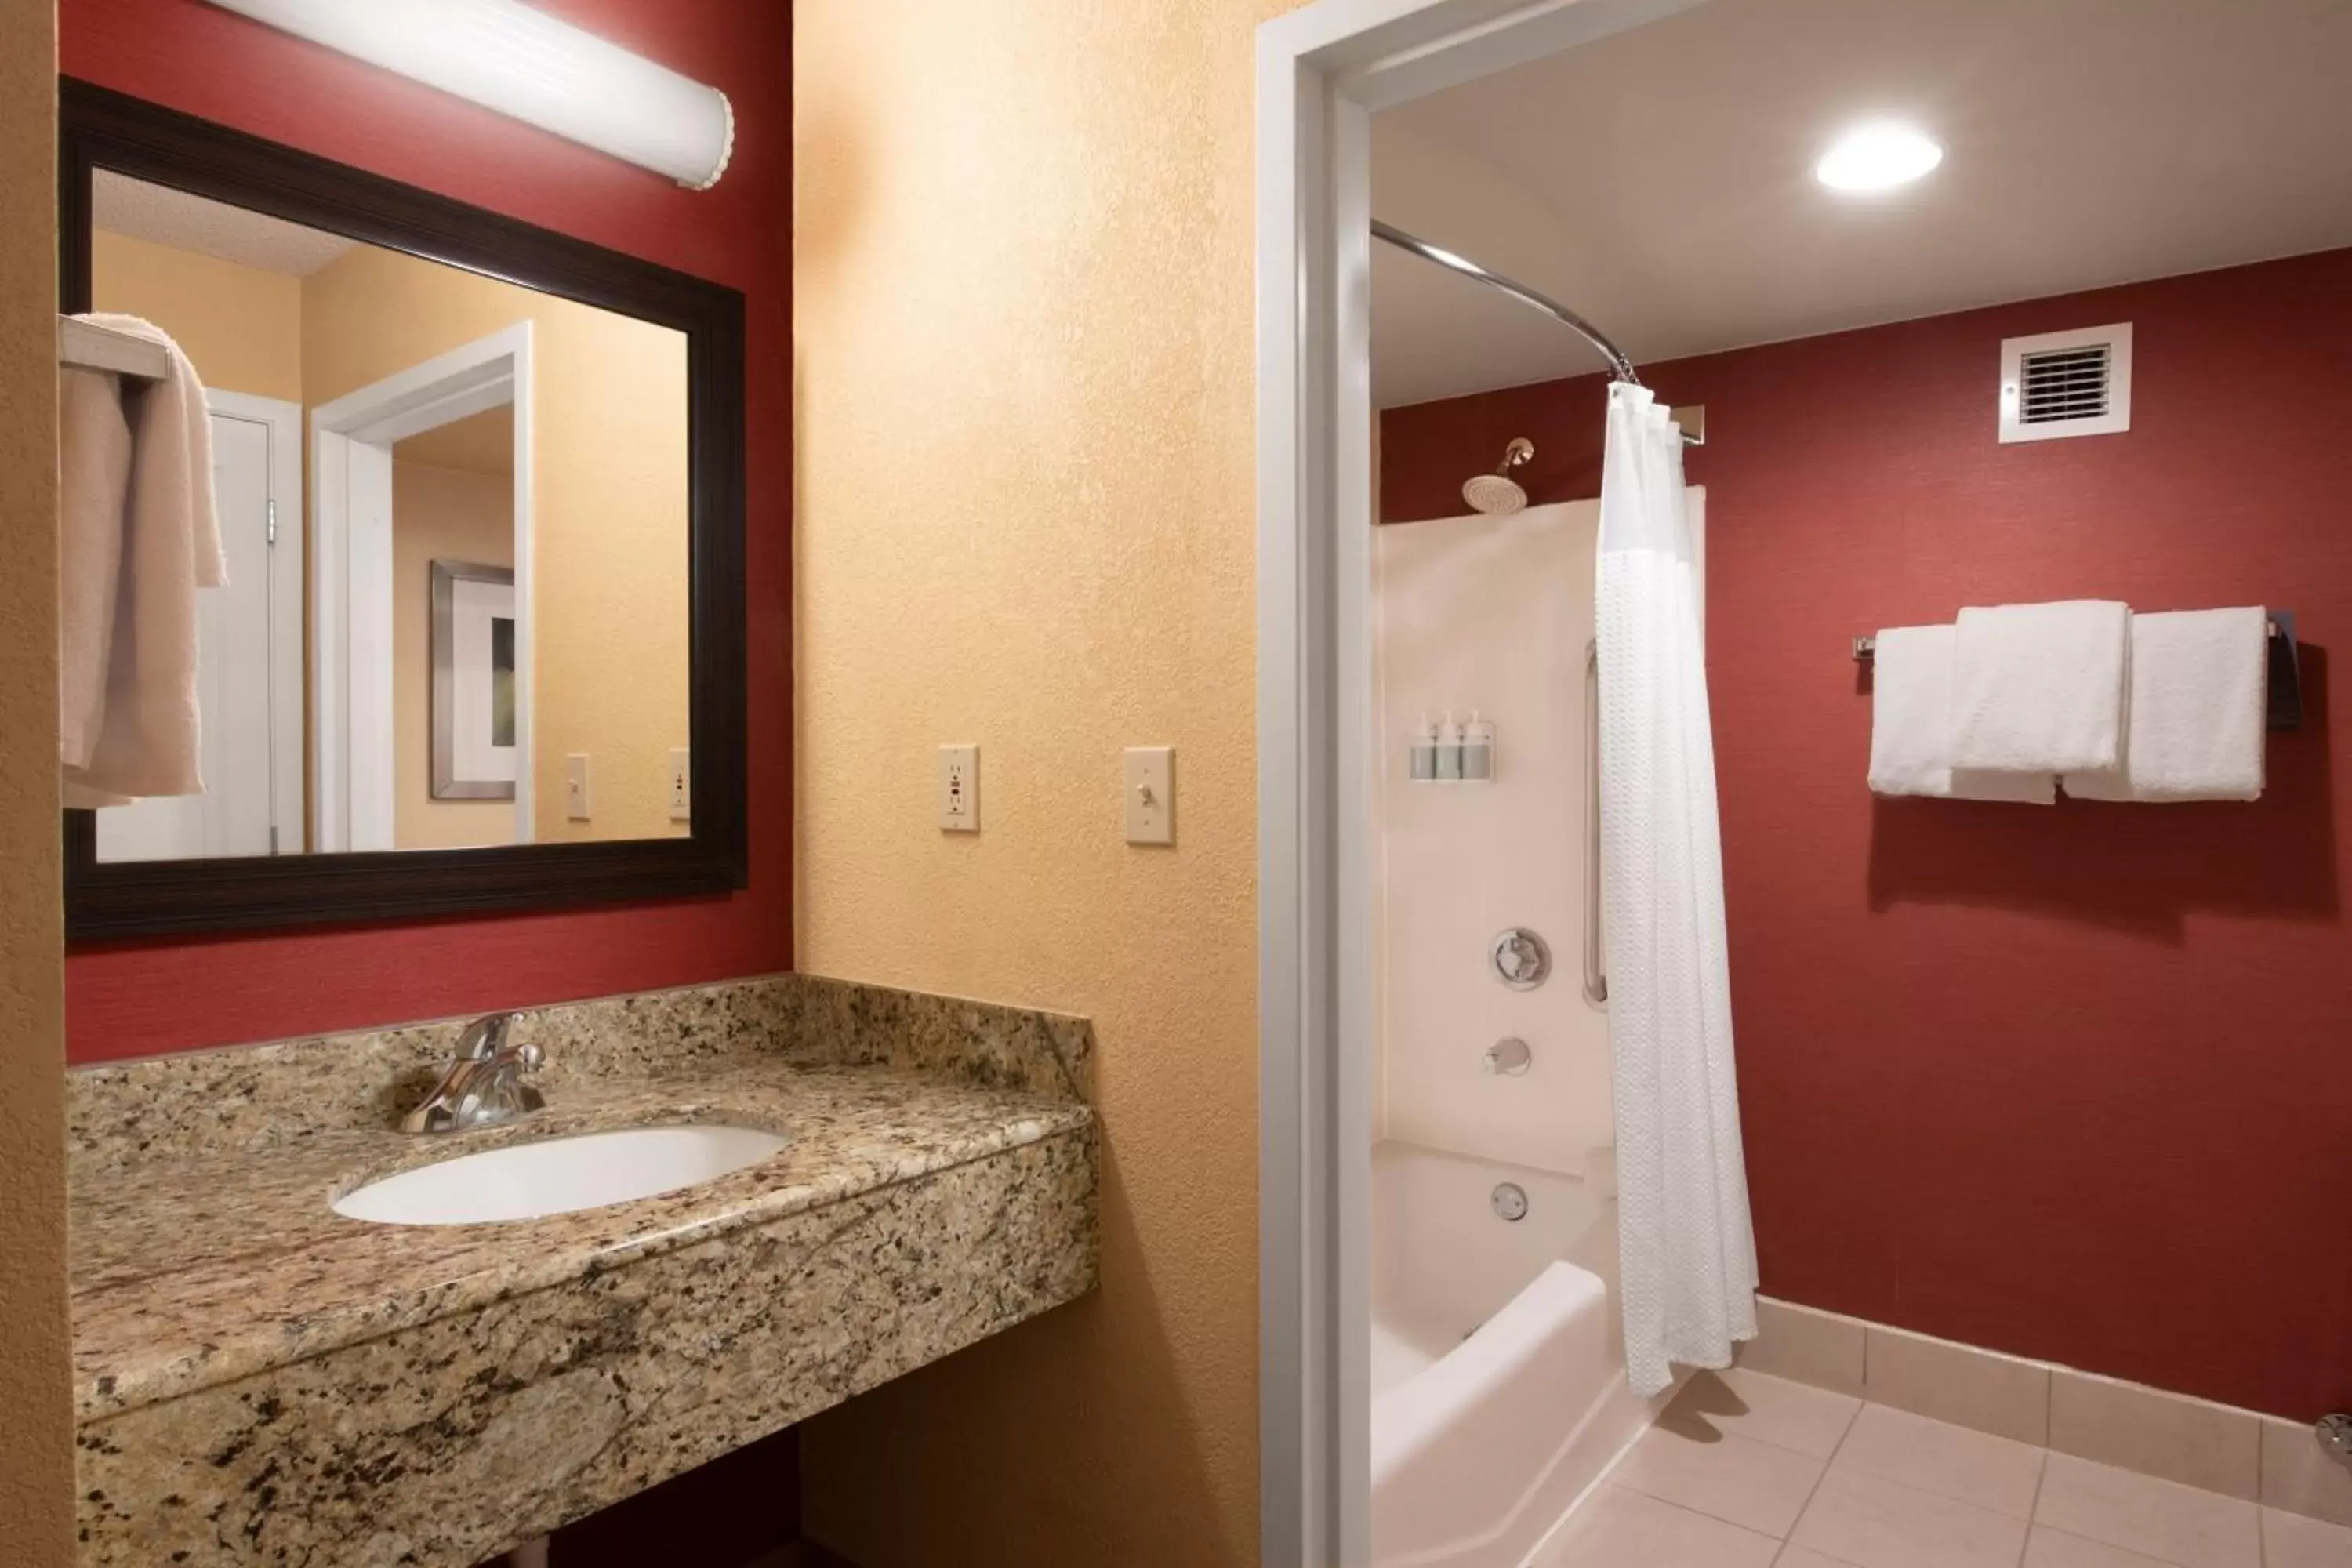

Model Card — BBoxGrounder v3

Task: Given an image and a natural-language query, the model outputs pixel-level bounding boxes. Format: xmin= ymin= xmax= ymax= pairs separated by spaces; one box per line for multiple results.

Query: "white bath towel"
xmin=2063 ymin=608 xmax=2268 ymax=802
xmin=58 ymin=367 xmax=132 ymax=792
xmin=1949 ymin=600 xmax=2130 ymax=775
xmin=59 ymin=314 xmax=225 ymax=804
xmin=1867 ymin=623 xmax=2055 ymax=803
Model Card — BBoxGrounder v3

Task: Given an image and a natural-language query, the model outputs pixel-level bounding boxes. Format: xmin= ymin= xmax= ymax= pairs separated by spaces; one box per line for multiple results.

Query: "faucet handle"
xmin=455 ymin=1011 xmax=514 ymax=1062
xmin=401 ymin=1014 xmax=544 ymax=1135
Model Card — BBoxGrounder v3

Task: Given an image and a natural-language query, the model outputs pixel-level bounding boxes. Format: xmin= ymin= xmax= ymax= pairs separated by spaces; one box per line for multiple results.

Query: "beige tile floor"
xmin=1534 ymin=1368 xmax=2352 ymax=1568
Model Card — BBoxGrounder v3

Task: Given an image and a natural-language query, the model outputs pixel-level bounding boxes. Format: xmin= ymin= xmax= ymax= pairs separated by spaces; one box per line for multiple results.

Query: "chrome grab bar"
xmin=1584 ymin=637 xmax=1608 ymax=1007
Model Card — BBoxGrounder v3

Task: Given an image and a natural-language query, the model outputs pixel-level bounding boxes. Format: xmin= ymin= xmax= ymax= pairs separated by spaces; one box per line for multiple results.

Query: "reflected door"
xmin=96 ymin=396 xmax=300 ymax=862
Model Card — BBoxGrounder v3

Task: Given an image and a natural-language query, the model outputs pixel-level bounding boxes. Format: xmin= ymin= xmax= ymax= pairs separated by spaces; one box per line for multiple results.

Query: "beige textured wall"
xmin=0 ymin=3 xmax=78 ymax=1559
xmin=390 ymin=457 xmax=515 ymax=850
xmin=302 ymin=241 xmax=690 ymax=843
xmin=89 ymin=228 xmax=303 ymax=402
xmin=793 ymin=2 xmax=1296 ymax=1563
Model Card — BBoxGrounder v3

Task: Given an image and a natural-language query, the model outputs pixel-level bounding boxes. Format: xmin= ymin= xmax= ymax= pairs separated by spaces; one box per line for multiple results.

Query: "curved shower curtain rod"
xmin=1371 ymin=217 xmax=1644 ymax=388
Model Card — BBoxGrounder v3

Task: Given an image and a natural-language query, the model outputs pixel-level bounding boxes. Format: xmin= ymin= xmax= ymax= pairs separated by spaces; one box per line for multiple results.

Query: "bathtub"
xmin=1370 ymin=1140 xmax=1672 ymax=1568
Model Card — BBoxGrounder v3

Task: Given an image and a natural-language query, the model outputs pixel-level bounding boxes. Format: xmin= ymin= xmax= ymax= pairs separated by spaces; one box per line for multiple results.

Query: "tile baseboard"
xmin=1737 ymin=1296 xmax=2352 ymax=1527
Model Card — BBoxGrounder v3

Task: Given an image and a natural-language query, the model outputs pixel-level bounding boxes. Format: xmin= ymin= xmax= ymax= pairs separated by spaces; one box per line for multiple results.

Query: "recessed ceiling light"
xmin=1813 ymin=123 xmax=1944 ymax=193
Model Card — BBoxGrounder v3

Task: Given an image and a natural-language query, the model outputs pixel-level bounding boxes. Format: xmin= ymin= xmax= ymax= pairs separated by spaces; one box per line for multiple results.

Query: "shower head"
xmin=1463 ymin=437 xmax=1534 ymax=516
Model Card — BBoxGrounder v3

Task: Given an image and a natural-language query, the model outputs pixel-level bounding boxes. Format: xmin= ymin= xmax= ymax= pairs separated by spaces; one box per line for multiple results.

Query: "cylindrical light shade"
xmin=205 ymin=0 xmax=733 ymax=189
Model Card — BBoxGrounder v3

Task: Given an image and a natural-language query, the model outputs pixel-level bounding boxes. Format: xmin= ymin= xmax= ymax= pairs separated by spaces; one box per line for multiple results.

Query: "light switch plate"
xmin=565 ymin=753 xmax=592 ymax=821
xmin=1123 ymin=746 xmax=1174 ymax=844
xmin=938 ymin=744 xmax=980 ymax=832
xmin=666 ymin=748 xmax=691 ymax=822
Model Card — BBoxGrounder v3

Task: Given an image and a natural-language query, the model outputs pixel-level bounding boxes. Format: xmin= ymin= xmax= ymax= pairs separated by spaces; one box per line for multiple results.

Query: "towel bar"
xmin=58 ymin=315 xmax=169 ymax=381
xmin=1852 ymin=612 xmax=2302 ymax=731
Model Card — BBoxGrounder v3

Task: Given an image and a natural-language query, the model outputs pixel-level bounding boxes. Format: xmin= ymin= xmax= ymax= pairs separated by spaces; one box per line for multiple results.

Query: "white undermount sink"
xmin=332 ymin=1123 xmax=789 ymax=1226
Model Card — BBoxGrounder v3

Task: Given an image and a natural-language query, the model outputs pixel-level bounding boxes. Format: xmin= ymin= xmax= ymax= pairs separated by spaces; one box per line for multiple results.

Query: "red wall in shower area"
xmin=59 ymin=0 xmax=796 ymax=1062
xmin=1381 ymin=245 xmax=2352 ymax=1424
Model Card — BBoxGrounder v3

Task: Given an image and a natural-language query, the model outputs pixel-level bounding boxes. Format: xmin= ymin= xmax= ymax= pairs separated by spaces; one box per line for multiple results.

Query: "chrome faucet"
xmin=401 ymin=1013 xmax=546 ymax=1134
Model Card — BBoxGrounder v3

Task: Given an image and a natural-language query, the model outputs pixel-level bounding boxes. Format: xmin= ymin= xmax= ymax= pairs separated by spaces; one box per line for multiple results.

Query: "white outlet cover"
xmin=938 ymin=744 xmax=979 ymax=833
xmin=667 ymin=747 xmax=691 ymax=822
xmin=1123 ymin=746 xmax=1174 ymax=845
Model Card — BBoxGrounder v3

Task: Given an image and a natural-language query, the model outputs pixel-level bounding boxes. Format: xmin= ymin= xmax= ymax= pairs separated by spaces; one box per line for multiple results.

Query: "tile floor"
xmin=1534 ymin=1367 xmax=2352 ymax=1568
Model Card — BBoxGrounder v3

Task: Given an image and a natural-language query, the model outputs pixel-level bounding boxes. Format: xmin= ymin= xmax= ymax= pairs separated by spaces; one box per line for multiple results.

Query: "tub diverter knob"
xmin=1483 ymin=1037 xmax=1533 ymax=1076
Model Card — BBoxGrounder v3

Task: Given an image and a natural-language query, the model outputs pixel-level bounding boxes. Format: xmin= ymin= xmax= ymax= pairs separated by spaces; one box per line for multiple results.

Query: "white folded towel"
xmin=1867 ymin=623 xmax=2055 ymax=804
xmin=59 ymin=314 xmax=225 ymax=805
xmin=1950 ymin=600 xmax=2130 ymax=775
xmin=2063 ymin=608 xmax=2267 ymax=802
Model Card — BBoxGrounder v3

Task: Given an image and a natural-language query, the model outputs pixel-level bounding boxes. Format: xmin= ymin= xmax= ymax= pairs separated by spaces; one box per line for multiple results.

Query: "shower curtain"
xmin=1595 ymin=381 xmax=1758 ymax=1398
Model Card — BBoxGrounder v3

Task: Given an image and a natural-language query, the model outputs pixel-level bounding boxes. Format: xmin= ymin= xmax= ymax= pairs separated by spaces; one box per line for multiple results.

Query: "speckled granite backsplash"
xmin=69 ymin=972 xmax=1094 ymax=1171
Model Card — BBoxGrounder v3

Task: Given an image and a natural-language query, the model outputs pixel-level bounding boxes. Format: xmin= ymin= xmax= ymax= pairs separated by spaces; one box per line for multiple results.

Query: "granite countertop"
xmin=71 ymin=1058 xmax=1094 ymax=1425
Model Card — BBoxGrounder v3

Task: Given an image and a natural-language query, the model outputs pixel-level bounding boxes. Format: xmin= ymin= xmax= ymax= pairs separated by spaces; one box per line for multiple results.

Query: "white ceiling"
xmin=1370 ymin=0 xmax=2352 ymax=408
xmin=94 ymin=170 xmax=356 ymax=278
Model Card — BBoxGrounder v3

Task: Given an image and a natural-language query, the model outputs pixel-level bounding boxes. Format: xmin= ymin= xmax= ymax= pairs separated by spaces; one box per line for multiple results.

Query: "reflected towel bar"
xmin=58 ymin=315 xmax=169 ymax=381
xmin=1852 ymin=611 xmax=2303 ymax=731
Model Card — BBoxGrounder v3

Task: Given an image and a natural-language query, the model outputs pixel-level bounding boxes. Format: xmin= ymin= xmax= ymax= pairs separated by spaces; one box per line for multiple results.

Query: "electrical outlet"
xmin=1123 ymin=746 xmax=1174 ymax=844
xmin=667 ymin=747 xmax=691 ymax=822
xmin=938 ymin=744 xmax=979 ymax=832
xmin=565 ymin=753 xmax=592 ymax=821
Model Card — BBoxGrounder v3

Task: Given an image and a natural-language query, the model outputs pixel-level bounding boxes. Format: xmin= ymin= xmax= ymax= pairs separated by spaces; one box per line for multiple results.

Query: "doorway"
xmin=1253 ymin=2 xmax=1711 ymax=1560
xmin=310 ymin=324 xmax=535 ymax=851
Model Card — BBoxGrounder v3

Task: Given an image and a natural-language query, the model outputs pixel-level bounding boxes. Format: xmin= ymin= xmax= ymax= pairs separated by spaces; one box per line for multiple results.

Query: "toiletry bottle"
xmin=1410 ymin=716 xmax=1439 ymax=781
xmin=1461 ymin=710 xmax=1494 ymax=781
xmin=1436 ymin=713 xmax=1464 ymax=781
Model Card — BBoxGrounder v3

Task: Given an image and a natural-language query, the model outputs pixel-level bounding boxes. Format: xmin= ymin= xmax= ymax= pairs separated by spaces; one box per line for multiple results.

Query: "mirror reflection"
xmin=82 ymin=172 xmax=690 ymax=859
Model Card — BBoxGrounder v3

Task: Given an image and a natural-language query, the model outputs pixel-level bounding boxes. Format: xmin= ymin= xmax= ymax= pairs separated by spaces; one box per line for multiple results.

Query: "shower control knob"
xmin=1490 ymin=927 xmax=1552 ymax=990
xmin=2320 ymin=1414 xmax=2352 ymax=1467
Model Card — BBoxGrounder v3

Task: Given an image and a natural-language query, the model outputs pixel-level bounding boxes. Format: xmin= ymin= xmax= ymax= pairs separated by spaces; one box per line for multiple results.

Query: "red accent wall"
xmin=61 ymin=0 xmax=793 ymax=1063
xmin=1385 ymin=248 xmax=2352 ymax=1421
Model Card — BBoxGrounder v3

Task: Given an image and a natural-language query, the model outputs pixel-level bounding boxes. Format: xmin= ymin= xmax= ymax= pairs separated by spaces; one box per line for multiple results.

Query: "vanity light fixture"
xmin=202 ymin=0 xmax=734 ymax=189
xmin=1813 ymin=122 xmax=1944 ymax=193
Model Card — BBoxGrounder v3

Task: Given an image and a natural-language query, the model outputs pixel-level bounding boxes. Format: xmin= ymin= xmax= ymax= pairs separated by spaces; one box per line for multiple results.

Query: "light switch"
xmin=938 ymin=744 xmax=980 ymax=832
xmin=565 ymin=753 xmax=592 ymax=821
xmin=1123 ymin=746 xmax=1174 ymax=844
xmin=667 ymin=747 xmax=691 ymax=822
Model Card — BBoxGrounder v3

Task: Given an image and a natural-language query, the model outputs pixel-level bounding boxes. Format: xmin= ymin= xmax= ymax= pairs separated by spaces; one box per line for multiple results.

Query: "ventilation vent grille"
xmin=2017 ymin=343 xmax=2112 ymax=425
xmin=1999 ymin=323 xmax=2132 ymax=443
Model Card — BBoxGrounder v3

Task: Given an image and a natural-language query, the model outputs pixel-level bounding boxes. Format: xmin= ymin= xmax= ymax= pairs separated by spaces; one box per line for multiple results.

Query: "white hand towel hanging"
xmin=2063 ymin=608 xmax=2267 ymax=801
xmin=1948 ymin=600 xmax=2130 ymax=775
xmin=58 ymin=314 xmax=226 ymax=804
xmin=1867 ymin=623 xmax=2054 ymax=803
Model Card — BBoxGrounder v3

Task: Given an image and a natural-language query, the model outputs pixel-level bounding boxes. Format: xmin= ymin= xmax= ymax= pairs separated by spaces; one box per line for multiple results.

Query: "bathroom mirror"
xmin=59 ymin=82 xmax=746 ymax=938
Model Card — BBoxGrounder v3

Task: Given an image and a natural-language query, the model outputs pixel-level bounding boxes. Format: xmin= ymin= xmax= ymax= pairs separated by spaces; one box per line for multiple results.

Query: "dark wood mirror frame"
xmin=59 ymin=81 xmax=748 ymax=942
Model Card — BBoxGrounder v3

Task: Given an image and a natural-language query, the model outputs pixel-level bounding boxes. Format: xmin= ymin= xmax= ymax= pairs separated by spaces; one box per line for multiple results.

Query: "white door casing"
xmin=310 ymin=324 xmax=534 ymax=851
xmin=1254 ymin=1 xmax=1712 ymax=1561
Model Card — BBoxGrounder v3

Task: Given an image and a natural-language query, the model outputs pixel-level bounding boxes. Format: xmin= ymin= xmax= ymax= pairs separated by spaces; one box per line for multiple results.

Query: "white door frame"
xmin=207 ymin=390 xmax=307 ymax=853
xmin=1253 ymin=2 xmax=1709 ymax=1560
xmin=310 ymin=324 xmax=534 ymax=851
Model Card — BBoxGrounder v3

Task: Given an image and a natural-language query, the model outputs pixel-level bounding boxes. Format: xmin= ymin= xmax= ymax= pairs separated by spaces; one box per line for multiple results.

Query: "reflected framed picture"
xmin=430 ymin=559 xmax=517 ymax=800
